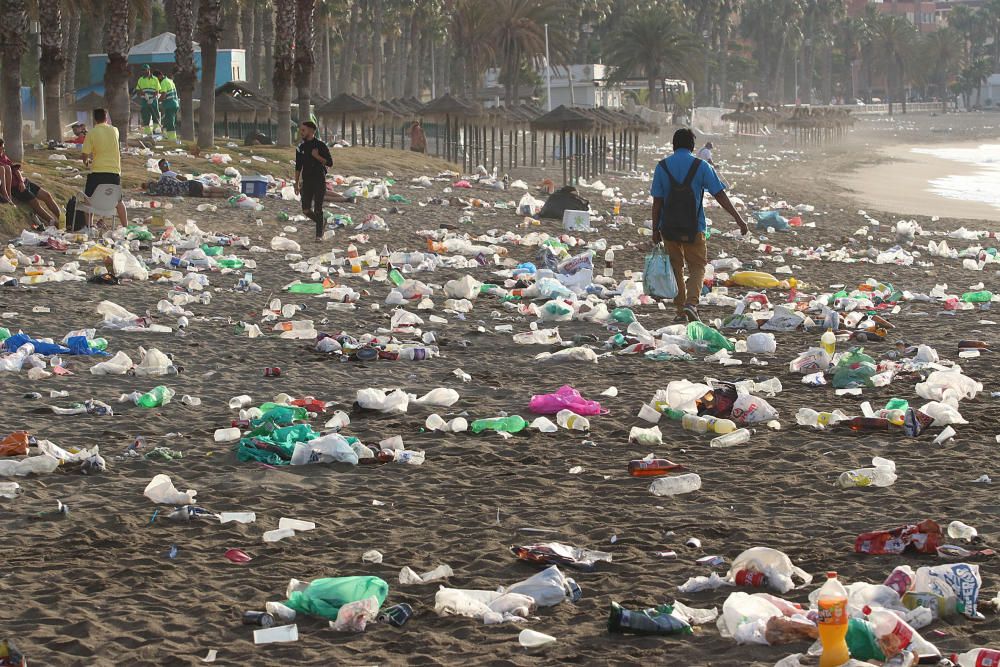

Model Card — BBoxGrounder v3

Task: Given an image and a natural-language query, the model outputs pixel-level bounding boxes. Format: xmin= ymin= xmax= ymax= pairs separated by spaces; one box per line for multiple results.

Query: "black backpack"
xmin=658 ymin=157 xmax=702 ymax=243
xmin=65 ymin=196 xmax=88 ymax=232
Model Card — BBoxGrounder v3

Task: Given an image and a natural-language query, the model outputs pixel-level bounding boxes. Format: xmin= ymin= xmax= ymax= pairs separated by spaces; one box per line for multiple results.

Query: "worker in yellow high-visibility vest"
xmin=134 ymin=64 xmax=162 ymax=134
xmin=156 ymin=70 xmax=180 ymax=142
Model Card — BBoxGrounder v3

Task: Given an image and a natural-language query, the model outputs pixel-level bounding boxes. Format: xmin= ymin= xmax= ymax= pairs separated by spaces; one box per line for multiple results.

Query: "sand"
xmin=1 ymin=113 xmax=1000 ymax=666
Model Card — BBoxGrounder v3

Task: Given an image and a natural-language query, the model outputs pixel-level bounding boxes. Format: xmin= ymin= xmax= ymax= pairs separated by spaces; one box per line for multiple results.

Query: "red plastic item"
xmin=854 ymin=519 xmax=943 ymax=555
xmin=0 ymin=431 xmax=29 ymax=457
xmin=290 ymin=396 xmax=326 ymax=414
xmin=224 ymin=548 xmax=253 ymax=563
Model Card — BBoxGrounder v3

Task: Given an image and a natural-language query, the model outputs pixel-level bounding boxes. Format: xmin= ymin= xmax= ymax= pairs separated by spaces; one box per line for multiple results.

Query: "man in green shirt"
xmin=134 ymin=64 xmax=162 ymax=135
xmin=156 ymin=70 xmax=180 ymax=142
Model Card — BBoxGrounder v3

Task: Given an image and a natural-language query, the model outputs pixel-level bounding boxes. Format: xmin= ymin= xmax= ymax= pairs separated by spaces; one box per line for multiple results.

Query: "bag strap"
xmin=682 ymin=158 xmax=702 ymax=187
xmin=658 ymin=159 xmax=676 ymax=187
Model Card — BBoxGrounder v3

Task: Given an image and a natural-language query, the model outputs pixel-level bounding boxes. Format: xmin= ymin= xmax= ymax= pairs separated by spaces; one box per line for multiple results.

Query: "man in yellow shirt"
xmin=134 ymin=64 xmax=162 ymax=134
xmin=81 ymin=108 xmax=127 ymax=228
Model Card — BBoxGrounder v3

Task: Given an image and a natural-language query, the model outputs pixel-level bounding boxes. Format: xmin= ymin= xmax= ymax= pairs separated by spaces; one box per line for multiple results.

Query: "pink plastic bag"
xmin=529 ymin=385 xmax=604 ymax=416
xmin=453 ymin=180 xmax=472 ymax=188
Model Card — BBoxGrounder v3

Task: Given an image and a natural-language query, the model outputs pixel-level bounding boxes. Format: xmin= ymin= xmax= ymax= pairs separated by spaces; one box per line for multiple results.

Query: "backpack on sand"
xmin=658 ymin=157 xmax=702 ymax=243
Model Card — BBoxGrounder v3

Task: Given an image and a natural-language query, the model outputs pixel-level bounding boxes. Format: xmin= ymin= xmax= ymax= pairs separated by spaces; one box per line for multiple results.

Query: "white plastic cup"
xmin=638 ymin=403 xmax=661 ymax=423
xmin=254 ymin=624 xmax=298 ymax=644
xmin=278 ymin=517 xmax=316 ymax=532
xmin=213 ymin=428 xmax=241 ymax=443
xmin=229 ymin=395 xmax=252 ymax=409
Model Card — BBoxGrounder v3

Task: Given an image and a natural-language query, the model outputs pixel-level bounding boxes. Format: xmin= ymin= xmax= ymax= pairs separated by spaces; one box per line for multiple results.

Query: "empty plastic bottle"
xmin=681 ymin=414 xmax=708 ymax=433
xmin=837 ymin=461 xmax=897 ymax=489
xmin=952 ymin=649 xmax=1000 ymax=667
xmin=628 ymin=458 xmax=683 ymax=477
xmin=710 ymin=428 xmax=751 ymax=448
xmin=470 ymin=415 xmax=527 ymax=434
xmin=862 ymin=606 xmax=923 ymax=658
xmin=703 ymin=416 xmax=737 ymax=434
xmin=796 ymin=408 xmax=845 ymax=429
xmin=607 ymin=601 xmax=692 ymax=635
xmin=137 ymin=385 xmax=174 ymax=408
xmin=648 ymin=473 xmax=702 ymax=496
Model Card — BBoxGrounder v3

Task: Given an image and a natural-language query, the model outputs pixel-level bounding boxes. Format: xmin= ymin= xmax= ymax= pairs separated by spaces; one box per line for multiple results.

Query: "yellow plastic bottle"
xmin=821 ymin=329 xmax=837 ymax=356
xmin=817 ymin=571 xmax=850 ymax=667
xmin=703 ymin=415 xmax=737 ymax=434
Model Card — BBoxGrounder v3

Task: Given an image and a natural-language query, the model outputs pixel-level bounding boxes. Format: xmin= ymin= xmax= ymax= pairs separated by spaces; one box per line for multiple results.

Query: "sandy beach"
xmin=1 ymin=112 xmax=999 ymax=666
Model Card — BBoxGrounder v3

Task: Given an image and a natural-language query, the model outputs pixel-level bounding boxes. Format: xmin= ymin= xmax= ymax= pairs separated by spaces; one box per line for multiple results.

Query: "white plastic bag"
xmin=725 ymin=547 xmax=812 ymax=594
xmin=144 ymin=473 xmax=197 ymax=504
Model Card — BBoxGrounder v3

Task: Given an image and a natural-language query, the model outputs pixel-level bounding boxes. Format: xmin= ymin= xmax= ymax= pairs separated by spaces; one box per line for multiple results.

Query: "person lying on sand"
xmin=144 ymin=159 xmax=237 ymax=198
xmin=0 ymin=139 xmax=61 ymax=227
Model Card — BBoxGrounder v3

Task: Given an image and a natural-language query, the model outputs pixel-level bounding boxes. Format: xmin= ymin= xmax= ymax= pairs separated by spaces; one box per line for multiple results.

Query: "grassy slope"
xmin=1 ymin=142 xmax=457 ymax=236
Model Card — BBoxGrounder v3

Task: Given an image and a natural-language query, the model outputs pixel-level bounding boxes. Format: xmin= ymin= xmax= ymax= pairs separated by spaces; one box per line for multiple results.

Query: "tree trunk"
xmin=274 ymin=0 xmax=295 ymax=146
xmin=175 ymin=0 xmax=197 ymax=141
xmin=0 ymin=0 xmax=28 ymax=160
xmin=294 ymin=0 xmax=316 ymax=122
xmin=719 ymin=25 xmax=729 ymax=106
xmin=263 ymin=0 xmax=274 ymax=96
xmin=774 ymin=31 xmax=788 ymax=103
xmin=371 ymin=0 xmax=382 ymax=100
xmin=104 ymin=0 xmax=132 ymax=144
xmin=220 ymin=0 xmax=240 ymax=49
xmin=241 ymin=0 xmax=255 ymax=85
xmin=320 ymin=27 xmax=331 ymax=98
xmin=64 ymin=3 xmax=81 ymax=95
xmin=146 ymin=0 xmax=156 ymax=41
xmin=339 ymin=0 xmax=360 ymax=94
xmin=647 ymin=75 xmax=658 ymax=109
xmin=39 ymin=0 xmax=65 ymax=141
xmin=821 ymin=42 xmax=833 ymax=103
xmin=405 ymin=6 xmax=421 ymax=97
xmin=252 ymin=0 xmax=264 ymax=90
xmin=197 ymin=0 xmax=222 ymax=148
xmin=900 ymin=58 xmax=907 ymax=114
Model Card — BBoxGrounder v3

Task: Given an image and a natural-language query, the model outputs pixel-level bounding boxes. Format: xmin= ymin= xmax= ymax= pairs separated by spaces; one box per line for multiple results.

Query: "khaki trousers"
xmin=664 ymin=233 xmax=707 ymax=314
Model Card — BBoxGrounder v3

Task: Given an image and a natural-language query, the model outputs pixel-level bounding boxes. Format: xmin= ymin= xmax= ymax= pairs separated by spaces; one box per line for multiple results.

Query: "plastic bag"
xmin=528 ymin=385 xmax=603 ymax=416
xmin=355 ymin=388 xmax=409 ymax=414
xmin=746 ymin=332 xmax=777 ymax=354
xmin=330 ymin=596 xmax=381 ymax=632
xmin=284 ymin=576 xmax=389 ymax=621
xmin=434 ymin=587 xmax=534 ymax=624
xmin=688 ymin=322 xmax=735 ymax=353
xmin=643 ymin=248 xmax=678 ymax=299
xmin=725 ymin=547 xmax=812 ymax=594
xmin=143 ymin=473 xmax=197 ymax=504
xmin=501 ymin=566 xmax=579 ymax=607
xmin=731 ymin=394 xmax=778 ymax=425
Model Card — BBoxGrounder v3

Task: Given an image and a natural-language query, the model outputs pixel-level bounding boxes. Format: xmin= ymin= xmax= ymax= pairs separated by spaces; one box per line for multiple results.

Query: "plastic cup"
xmin=253 ymin=624 xmax=298 ymax=644
xmin=638 ymin=403 xmax=661 ymax=423
xmin=278 ymin=517 xmax=315 ymax=532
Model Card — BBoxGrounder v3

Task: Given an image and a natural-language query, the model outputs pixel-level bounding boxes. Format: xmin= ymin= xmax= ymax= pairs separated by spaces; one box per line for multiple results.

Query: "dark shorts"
xmin=85 ymin=172 xmax=121 ymax=196
xmin=12 ymin=181 xmax=40 ymax=202
xmin=188 ymin=181 xmax=205 ymax=197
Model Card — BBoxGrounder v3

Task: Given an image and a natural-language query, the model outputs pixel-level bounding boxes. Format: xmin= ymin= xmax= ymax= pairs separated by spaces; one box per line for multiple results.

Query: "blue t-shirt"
xmin=649 ymin=148 xmax=726 ymax=233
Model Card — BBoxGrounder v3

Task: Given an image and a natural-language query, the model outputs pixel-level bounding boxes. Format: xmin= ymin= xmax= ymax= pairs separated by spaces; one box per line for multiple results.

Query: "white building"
xmin=481 ymin=64 xmax=623 ymax=109
xmin=979 ymin=73 xmax=1000 ymax=107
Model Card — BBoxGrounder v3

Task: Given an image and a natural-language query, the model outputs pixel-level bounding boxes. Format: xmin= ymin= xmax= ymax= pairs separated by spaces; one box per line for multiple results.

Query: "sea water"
xmin=912 ymin=144 xmax=1000 ymax=210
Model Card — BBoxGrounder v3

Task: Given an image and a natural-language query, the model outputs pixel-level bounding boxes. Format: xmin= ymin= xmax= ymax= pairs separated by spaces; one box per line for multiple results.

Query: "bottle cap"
xmin=862 ymin=605 xmax=871 ymax=615
xmin=826 ymin=571 xmax=837 ymax=578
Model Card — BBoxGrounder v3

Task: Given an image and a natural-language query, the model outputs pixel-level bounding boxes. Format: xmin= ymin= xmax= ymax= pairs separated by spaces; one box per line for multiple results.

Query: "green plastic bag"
xmin=285 ymin=576 xmax=389 ymax=620
xmin=611 ymin=308 xmax=636 ymax=324
xmin=200 ymin=244 xmax=223 ymax=257
xmin=687 ymin=321 xmax=735 ymax=353
xmin=216 ymin=258 xmax=244 ymax=269
xmin=287 ymin=282 xmax=326 ymax=294
xmin=832 ymin=347 xmax=876 ymax=389
xmin=125 ymin=225 xmax=154 ymax=241
xmin=846 ymin=618 xmax=885 ymax=662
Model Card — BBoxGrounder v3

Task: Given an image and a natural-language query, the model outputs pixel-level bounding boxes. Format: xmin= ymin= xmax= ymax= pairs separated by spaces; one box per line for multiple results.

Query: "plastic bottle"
xmin=681 ymin=413 xmax=708 ymax=433
xmin=952 ymin=649 xmax=1000 ymax=667
xmin=818 ymin=572 xmax=851 ymax=667
xmin=628 ymin=458 xmax=682 ymax=477
xmin=863 ymin=606 xmax=920 ymax=658
xmin=557 ymin=409 xmax=590 ymax=431
xmin=137 ymin=385 xmax=174 ymax=408
xmin=837 ymin=465 xmax=897 ymax=489
xmin=470 ymin=415 xmax=527 ymax=434
xmin=947 ymin=520 xmax=978 ymax=541
xmin=648 ymin=473 xmax=702 ymax=496
xmin=796 ymin=408 xmax=843 ymax=428
xmin=710 ymin=428 xmax=751 ymax=448
xmin=821 ymin=329 xmax=837 ymax=356
xmin=604 ymin=249 xmax=614 ymax=278
xmin=607 ymin=601 xmax=692 ymax=635
xmin=844 ymin=417 xmax=890 ymax=432
xmin=703 ymin=416 xmax=737 ymax=434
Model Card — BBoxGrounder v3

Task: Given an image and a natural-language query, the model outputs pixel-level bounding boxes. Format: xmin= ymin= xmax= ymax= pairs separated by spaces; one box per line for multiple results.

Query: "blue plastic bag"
xmin=643 ymin=248 xmax=678 ymax=299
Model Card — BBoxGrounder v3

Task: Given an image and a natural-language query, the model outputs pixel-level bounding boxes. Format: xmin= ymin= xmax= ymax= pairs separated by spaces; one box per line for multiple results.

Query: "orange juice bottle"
xmin=817 ymin=571 xmax=850 ymax=667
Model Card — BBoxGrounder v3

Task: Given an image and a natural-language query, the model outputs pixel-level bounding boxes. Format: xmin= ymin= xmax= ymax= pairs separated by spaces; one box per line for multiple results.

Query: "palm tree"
xmin=63 ymin=1 xmax=82 ymax=96
xmin=920 ymin=27 xmax=964 ymax=103
xmin=174 ymin=0 xmax=197 ymax=141
xmin=605 ymin=4 xmax=701 ymax=110
xmin=197 ymin=0 xmax=223 ymax=148
xmin=273 ymin=0 xmax=295 ymax=145
xmin=449 ymin=0 xmax=496 ymax=97
xmin=104 ymin=0 xmax=132 ymax=143
xmin=871 ymin=13 xmax=915 ymax=114
xmin=38 ymin=0 xmax=65 ymax=141
xmin=492 ymin=0 xmax=571 ymax=107
xmin=294 ymin=0 xmax=316 ymax=122
xmin=0 ymin=0 xmax=28 ymax=160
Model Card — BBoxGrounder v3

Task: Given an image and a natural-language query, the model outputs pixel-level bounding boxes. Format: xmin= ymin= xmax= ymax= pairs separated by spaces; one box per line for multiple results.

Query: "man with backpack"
xmin=651 ymin=128 xmax=748 ymax=322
